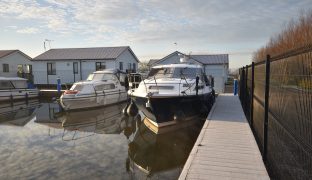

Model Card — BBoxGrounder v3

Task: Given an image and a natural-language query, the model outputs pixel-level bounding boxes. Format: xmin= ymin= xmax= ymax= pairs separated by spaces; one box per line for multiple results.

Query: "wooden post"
xmin=263 ymin=55 xmax=271 ymax=162
xmin=250 ymin=62 xmax=255 ymax=129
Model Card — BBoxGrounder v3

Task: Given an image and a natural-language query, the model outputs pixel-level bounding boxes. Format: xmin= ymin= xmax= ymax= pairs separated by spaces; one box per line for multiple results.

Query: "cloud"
xmin=1 ymin=0 xmax=312 ymax=64
xmin=16 ymin=27 xmax=40 ymax=34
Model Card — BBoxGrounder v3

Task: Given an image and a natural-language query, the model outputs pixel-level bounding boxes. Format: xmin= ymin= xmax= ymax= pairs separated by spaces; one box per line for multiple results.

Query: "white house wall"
xmin=115 ymin=49 xmax=138 ymax=72
xmin=33 ymin=60 xmax=118 ymax=84
xmin=81 ymin=60 xmax=115 ymax=80
xmin=0 ymin=52 xmax=32 ymax=77
xmin=204 ymin=64 xmax=228 ymax=93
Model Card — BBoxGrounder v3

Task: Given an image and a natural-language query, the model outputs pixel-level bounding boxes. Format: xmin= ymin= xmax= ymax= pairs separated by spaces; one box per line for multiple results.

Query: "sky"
xmin=0 ymin=0 xmax=312 ymax=69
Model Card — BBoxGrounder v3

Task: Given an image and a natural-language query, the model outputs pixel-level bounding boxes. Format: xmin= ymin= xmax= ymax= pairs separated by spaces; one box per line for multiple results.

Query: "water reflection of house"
xmin=0 ymin=50 xmax=33 ymax=81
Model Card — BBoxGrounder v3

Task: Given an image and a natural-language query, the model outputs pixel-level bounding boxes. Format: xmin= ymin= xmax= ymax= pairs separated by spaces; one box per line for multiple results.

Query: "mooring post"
xmin=57 ymin=77 xmax=61 ymax=97
xmin=263 ymin=55 xmax=271 ymax=163
xmin=234 ymin=79 xmax=238 ymax=95
xmin=250 ymin=62 xmax=255 ymax=129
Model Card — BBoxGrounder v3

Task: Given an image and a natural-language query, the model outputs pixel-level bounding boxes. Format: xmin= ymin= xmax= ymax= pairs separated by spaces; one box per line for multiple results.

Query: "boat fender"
xmin=127 ymin=102 xmax=138 ymax=117
xmin=122 ymin=103 xmax=129 ymax=116
xmin=174 ymin=110 xmax=185 ymax=121
xmin=146 ymin=98 xmax=152 ymax=108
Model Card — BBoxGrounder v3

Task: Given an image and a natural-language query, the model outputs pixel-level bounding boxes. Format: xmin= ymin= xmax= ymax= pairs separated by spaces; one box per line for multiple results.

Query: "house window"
xmin=25 ymin=64 xmax=32 ymax=73
xmin=2 ymin=64 xmax=9 ymax=72
xmin=96 ymin=62 xmax=106 ymax=71
xmin=128 ymin=63 xmax=132 ymax=70
xmin=119 ymin=62 xmax=123 ymax=70
xmin=47 ymin=62 xmax=56 ymax=75
xmin=132 ymin=63 xmax=136 ymax=72
xmin=73 ymin=62 xmax=78 ymax=74
xmin=17 ymin=64 xmax=23 ymax=73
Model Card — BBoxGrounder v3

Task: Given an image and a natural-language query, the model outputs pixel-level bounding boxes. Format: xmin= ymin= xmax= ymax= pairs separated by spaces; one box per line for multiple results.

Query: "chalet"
xmin=32 ymin=46 xmax=139 ymax=85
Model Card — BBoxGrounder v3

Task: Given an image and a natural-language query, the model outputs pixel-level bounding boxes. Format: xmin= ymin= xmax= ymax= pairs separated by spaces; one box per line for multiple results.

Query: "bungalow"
xmin=32 ymin=46 xmax=139 ymax=85
xmin=0 ymin=50 xmax=33 ymax=79
xmin=147 ymin=51 xmax=229 ymax=93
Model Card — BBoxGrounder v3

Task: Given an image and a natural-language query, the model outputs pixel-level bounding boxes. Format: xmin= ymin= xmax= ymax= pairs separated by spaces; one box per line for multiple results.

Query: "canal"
xmin=0 ymin=99 xmax=206 ymax=179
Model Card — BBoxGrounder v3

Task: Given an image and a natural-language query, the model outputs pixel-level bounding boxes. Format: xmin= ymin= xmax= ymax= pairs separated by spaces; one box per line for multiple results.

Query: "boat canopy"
xmin=0 ymin=77 xmax=28 ymax=89
xmin=148 ymin=64 xmax=203 ymax=79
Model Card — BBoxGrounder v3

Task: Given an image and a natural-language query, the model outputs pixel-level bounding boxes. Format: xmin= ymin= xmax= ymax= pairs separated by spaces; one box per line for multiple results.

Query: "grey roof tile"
xmin=190 ymin=54 xmax=229 ymax=65
xmin=0 ymin=50 xmax=18 ymax=59
xmin=34 ymin=46 xmax=130 ymax=60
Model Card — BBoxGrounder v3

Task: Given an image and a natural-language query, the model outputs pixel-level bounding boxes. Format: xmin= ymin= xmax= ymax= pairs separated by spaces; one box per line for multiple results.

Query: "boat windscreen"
xmin=87 ymin=73 xmax=116 ymax=81
xmin=148 ymin=67 xmax=201 ymax=79
xmin=0 ymin=80 xmax=14 ymax=89
xmin=11 ymin=80 xmax=27 ymax=89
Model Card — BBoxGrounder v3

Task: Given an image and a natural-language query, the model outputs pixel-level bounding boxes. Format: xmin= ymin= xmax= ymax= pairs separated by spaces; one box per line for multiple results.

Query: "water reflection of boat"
xmin=0 ymin=99 xmax=40 ymax=126
xmin=35 ymin=102 xmax=133 ymax=136
xmin=127 ymin=117 xmax=204 ymax=178
xmin=61 ymin=102 xmax=128 ymax=134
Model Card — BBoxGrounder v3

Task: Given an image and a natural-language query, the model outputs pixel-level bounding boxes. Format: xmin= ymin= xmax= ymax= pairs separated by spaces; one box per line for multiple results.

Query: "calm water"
xmin=0 ymin=99 xmax=205 ymax=180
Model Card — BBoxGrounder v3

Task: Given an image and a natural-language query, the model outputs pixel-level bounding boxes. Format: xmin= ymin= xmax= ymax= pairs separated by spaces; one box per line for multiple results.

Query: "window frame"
xmin=73 ymin=62 xmax=78 ymax=74
xmin=119 ymin=62 xmax=123 ymax=71
xmin=95 ymin=62 xmax=106 ymax=71
xmin=47 ymin=62 xmax=56 ymax=75
xmin=132 ymin=63 xmax=136 ymax=72
xmin=2 ymin=64 xmax=9 ymax=73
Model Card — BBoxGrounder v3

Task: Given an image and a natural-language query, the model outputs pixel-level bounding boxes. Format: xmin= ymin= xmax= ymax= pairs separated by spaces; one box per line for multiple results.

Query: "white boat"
xmin=60 ymin=69 xmax=128 ymax=110
xmin=129 ymin=63 xmax=215 ymax=127
xmin=0 ymin=77 xmax=38 ymax=101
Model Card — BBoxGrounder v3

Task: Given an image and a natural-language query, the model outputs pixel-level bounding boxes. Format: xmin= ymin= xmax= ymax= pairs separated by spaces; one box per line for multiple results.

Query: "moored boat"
xmin=0 ymin=77 xmax=38 ymax=102
xmin=129 ymin=62 xmax=215 ymax=127
xmin=60 ymin=69 xmax=128 ymax=110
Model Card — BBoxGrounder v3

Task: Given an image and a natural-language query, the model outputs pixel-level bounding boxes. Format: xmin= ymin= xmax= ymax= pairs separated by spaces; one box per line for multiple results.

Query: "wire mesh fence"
xmin=239 ymin=45 xmax=312 ymax=180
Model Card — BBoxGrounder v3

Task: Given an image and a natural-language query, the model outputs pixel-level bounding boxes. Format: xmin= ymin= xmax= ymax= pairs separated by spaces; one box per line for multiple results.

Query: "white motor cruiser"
xmin=60 ymin=69 xmax=128 ymax=110
xmin=0 ymin=77 xmax=38 ymax=102
xmin=129 ymin=63 xmax=215 ymax=127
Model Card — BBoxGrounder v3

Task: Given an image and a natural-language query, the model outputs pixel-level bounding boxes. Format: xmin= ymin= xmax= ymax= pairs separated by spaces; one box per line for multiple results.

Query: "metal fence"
xmin=239 ymin=45 xmax=312 ymax=180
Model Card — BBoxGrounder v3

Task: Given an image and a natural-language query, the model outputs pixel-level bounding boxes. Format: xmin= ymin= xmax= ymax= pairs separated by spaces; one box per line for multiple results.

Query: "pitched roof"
xmin=33 ymin=46 xmax=137 ymax=61
xmin=0 ymin=50 xmax=32 ymax=60
xmin=190 ymin=54 xmax=229 ymax=65
xmin=147 ymin=59 xmax=159 ymax=66
xmin=0 ymin=50 xmax=18 ymax=59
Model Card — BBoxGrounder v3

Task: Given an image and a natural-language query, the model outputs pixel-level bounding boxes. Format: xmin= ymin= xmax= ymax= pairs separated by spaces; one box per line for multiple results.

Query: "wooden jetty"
xmin=179 ymin=94 xmax=269 ymax=180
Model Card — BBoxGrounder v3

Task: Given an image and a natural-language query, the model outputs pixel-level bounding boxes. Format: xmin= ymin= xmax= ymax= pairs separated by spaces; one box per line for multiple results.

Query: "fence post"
xmin=244 ymin=66 xmax=248 ymax=114
xmin=263 ymin=55 xmax=271 ymax=163
xmin=250 ymin=62 xmax=255 ymax=129
xmin=238 ymin=68 xmax=242 ymax=101
xmin=241 ymin=67 xmax=245 ymax=107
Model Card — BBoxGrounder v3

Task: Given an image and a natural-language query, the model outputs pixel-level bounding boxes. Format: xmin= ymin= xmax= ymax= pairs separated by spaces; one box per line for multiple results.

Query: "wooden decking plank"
xmin=179 ymin=94 xmax=269 ymax=180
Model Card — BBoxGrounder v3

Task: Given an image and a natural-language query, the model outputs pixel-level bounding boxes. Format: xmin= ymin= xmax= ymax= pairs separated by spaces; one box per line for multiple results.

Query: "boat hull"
xmin=131 ymin=93 xmax=214 ymax=127
xmin=60 ymin=91 xmax=128 ymax=111
xmin=0 ymin=89 xmax=39 ymax=102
